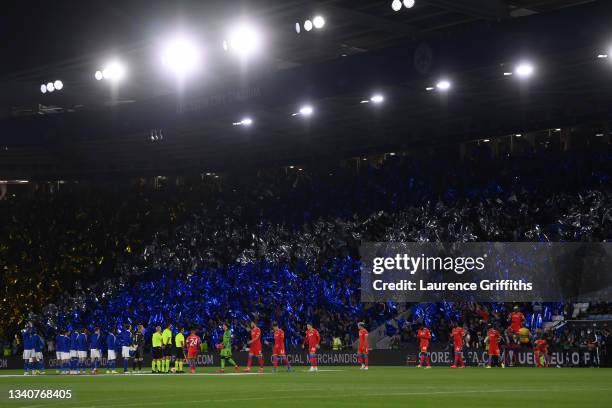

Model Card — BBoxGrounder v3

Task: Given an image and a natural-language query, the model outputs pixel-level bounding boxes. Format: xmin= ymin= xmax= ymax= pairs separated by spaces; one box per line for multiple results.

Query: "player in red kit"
xmin=450 ymin=323 xmax=466 ymax=369
xmin=185 ymin=329 xmax=201 ymax=374
xmin=244 ymin=320 xmax=264 ymax=373
xmin=357 ymin=322 xmax=369 ymax=370
xmin=416 ymin=325 xmax=432 ymax=368
xmin=272 ymin=322 xmax=292 ymax=373
xmin=486 ymin=325 xmax=502 ymax=368
xmin=302 ymin=323 xmax=321 ymax=372
xmin=534 ymin=337 xmax=549 ymax=368
xmin=507 ymin=306 xmax=525 ymax=335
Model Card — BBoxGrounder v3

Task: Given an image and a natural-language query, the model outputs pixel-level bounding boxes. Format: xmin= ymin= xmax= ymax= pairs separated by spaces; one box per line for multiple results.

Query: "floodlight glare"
xmin=299 ymin=105 xmax=313 ymax=116
xmin=403 ymin=0 xmax=415 ymax=8
xmin=46 ymin=82 xmax=55 ymax=92
xmin=40 ymin=84 xmax=47 ymax=94
xmin=54 ymin=80 xmax=63 ymax=90
xmin=370 ymin=94 xmax=384 ymax=104
xmin=104 ymin=61 xmax=126 ymax=81
xmin=95 ymin=70 xmax=103 ymax=81
xmin=304 ymin=20 xmax=313 ymax=32
xmin=241 ymin=118 xmax=253 ymax=126
xmin=436 ymin=80 xmax=451 ymax=91
xmin=295 ymin=23 xmax=301 ymax=34
xmin=313 ymin=16 xmax=325 ymax=29
xmin=391 ymin=0 xmax=402 ymax=11
xmin=515 ymin=62 xmax=534 ymax=78
xmin=161 ymin=36 xmax=201 ymax=76
xmin=226 ymin=23 xmax=262 ymax=57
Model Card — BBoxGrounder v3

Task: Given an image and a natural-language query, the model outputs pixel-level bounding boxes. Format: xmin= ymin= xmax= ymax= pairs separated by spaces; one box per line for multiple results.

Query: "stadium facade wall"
xmin=1 ymin=347 xmax=607 ymax=369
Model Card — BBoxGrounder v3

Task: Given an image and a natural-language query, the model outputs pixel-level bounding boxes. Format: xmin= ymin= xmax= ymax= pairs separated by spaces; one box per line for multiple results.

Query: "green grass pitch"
xmin=1 ymin=367 xmax=611 ymax=408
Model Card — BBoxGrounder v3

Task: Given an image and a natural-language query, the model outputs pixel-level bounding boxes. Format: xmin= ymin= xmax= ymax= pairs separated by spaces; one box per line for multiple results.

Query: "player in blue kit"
xmin=32 ymin=329 xmax=45 ymax=374
xmin=106 ymin=329 xmax=118 ymax=373
xmin=77 ymin=329 xmax=88 ymax=374
xmin=90 ymin=327 xmax=102 ymax=374
xmin=22 ymin=327 xmax=34 ymax=375
xmin=120 ymin=324 xmax=133 ymax=374
xmin=69 ymin=329 xmax=79 ymax=374
xmin=59 ymin=330 xmax=71 ymax=374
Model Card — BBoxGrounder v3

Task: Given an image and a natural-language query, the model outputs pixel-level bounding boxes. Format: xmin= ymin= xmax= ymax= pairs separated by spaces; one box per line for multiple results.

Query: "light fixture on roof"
xmin=53 ymin=80 xmax=63 ymax=90
xmin=161 ymin=35 xmax=201 ymax=77
xmin=483 ymin=139 xmax=490 ymax=143
xmin=40 ymin=84 xmax=47 ymax=94
xmin=361 ymin=93 xmax=384 ymax=104
xmin=391 ymin=0 xmax=402 ymax=11
xmin=515 ymin=134 xmax=522 ymax=137
xmin=292 ymin=104 xmax=314 ymax=117
xmin=436 ymin=79 xmax=451 ymax=91
xmin=304 ymin=20 xmax=313 ymax=32
xmin=312 ymin=16 xmax=325 ymax=29
xmin=46 ymin=82 xmax=55 ymax=92
xmin=295 ymin=23 xmax=301 ymax=34
xmin=233 ymin=117 xmax=253 ymax=126
xmin=224 ymin=23 xmax=262 ymax=58
xmin=597 ymin=54 xmax=608 ymax=59
xmin=403 ymin=0 xmax=415 ymax=8
xmin=514 ymin=62 xmax=534 ymax=78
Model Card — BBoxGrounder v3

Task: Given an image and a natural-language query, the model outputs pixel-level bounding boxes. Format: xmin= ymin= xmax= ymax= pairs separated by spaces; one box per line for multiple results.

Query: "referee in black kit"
xmin=132 ymin=324 xmax=146 ymax=372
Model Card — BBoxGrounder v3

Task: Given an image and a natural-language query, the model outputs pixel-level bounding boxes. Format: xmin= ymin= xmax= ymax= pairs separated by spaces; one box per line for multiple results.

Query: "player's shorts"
xmin=175 ymin=347 xmax=185 ymax=359
xmin=122 ymin=346 xmax=132 ymax=358
xmin=69 ymin=350 xmax=78 ymax=358
xmin=420 ymin=345 xmax=429 ymax=353
xmin=220 ymin=348 xmax=232 ymax=358
xmin=308 ymin=346 xmax=318 ymax=354
xmin=273 ymin=346 xmax=285 ymax=356
xmin=90 ymin=349 xmax=101 ymax=359
xmin=358 ymin=346 xmax=369 ymax=355
xmin=56 ymin=352 xmax=62 ymax=360
xmin=35 ymin=352 xmax=43 ymax=360
xmin=187 ymin=348 xmax=198 ymax=359
xmin=163 ymin=345 xmax=173 ymax=357
xmin=135 ymin=345 xmax=144 ymax=359
xmin=249 ymin=345 xmax=262 ymax=355
xmin=77 ymin=350 xmax=87 ymax=359
xmin=61 ymin=352 xmax=70 ymax=360
xmin=454 ymin=345 xmax=463 ymax=353
xmin=107 ymin=350 xmax=116 ymax=360
xmin=489 ymin=349 xmax=500 ymax=356
xmin=23 ymin=349 xmax=34 ymax=360
xmin=152 ymin=347 xmax=163 ymax=360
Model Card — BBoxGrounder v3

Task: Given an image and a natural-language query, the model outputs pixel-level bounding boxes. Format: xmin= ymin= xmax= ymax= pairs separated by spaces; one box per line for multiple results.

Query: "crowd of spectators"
xmin=1 ymin=146 xmax=610 ymax=353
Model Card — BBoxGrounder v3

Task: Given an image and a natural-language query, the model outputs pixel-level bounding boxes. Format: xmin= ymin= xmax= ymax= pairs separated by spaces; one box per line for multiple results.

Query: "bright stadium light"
xmin=40 ymin=84 xmax=47 ymax=94
xmin=313 ymin=16 xmax=325 ymax=29
xmin=295 ymin=23 xmax=301 ymax=34
xmin=233 ymin=117 xmax=253 ymax=126
xmin=597 ymin=54 xmax=608 ymax=59
xmin=391 ymin=0 xmax=402 ymax=11
xmin=54 ymin=80 xmax=63 ymax=90
xmin=161 ymin=35 xmax=201 ymax=77
xmin=515 ymin=62 xmax=534 ymax=78
xmin=370 ymin=94 xmax=384 ymax=104
xmin=304 ymin=20 xmax=313 ymax=32
xmin=403 ymin=0 xmax=415 ymax=8
xmin=95 ymin=70 xmax=103 ymax=81
xmin=436 ymin=79 xmax=451 ymax=91
xmin=101 ymin=61 xmax=126 ymax=81
xmin=299 ymin=105 xmax=313 ymax=116
xmin=46 ymin=82 xmax=55 ymax=92
xmin=224 ymin=23 xmax=262 ymax=58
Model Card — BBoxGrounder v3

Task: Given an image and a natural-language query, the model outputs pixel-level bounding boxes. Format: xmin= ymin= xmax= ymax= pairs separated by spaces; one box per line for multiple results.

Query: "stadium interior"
xmin=0 ymin=1 xmax=611 ymax=407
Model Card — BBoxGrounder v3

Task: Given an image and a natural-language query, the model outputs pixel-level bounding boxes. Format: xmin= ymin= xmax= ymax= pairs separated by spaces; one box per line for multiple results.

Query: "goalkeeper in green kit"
xmin=216 ymin=322 xmax=239 ymax=373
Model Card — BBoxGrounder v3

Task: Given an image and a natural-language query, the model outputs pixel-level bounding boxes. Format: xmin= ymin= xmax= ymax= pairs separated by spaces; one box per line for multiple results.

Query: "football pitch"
xmin=1 ymin=367 xmax=611 ymax=408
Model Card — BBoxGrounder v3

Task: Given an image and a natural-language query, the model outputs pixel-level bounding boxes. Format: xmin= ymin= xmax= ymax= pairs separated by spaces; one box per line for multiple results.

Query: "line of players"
xmin=416 ymin=307 xmax=551 ymax=368
xmin=21 ymin=320 xmax=371 ymax=375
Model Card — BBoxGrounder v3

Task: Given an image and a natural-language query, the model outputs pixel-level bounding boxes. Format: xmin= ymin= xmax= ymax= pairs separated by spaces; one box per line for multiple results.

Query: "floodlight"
xmin=46 ymin=82 xmax=55 ymax=92
xmin=40 ymin=84 xmax=47 ymax=94
xmin=403 ymin=0 xmax=415 ymax=8
xmin=370 ymin=94 xmax=384 ymax=104
xmin=161 ymin=36 xmax=201 ymax=76
xmin=54 ymin=80 xmax=63 ymax=90
xmin=313 ymin=16 xmax=325 ymax=29
xmin=304 ymin=20 xmax=313 ymax=32
xmin=299 ymin=105 xmax=313 ymax=116
xmin=436 ymin=80 xmax=451 ymax=91
xmin=225 ymin=23 xmax=262 ymax=57
xmin=391 ymin=0 xmax=402 ymax=11
xmin=515 ymin=62 xmax=534 ymax=78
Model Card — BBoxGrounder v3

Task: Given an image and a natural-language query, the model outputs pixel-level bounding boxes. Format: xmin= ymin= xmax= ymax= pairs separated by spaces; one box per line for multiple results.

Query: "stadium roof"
xmin=0 ymin=0 xmax=610 ymax=178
